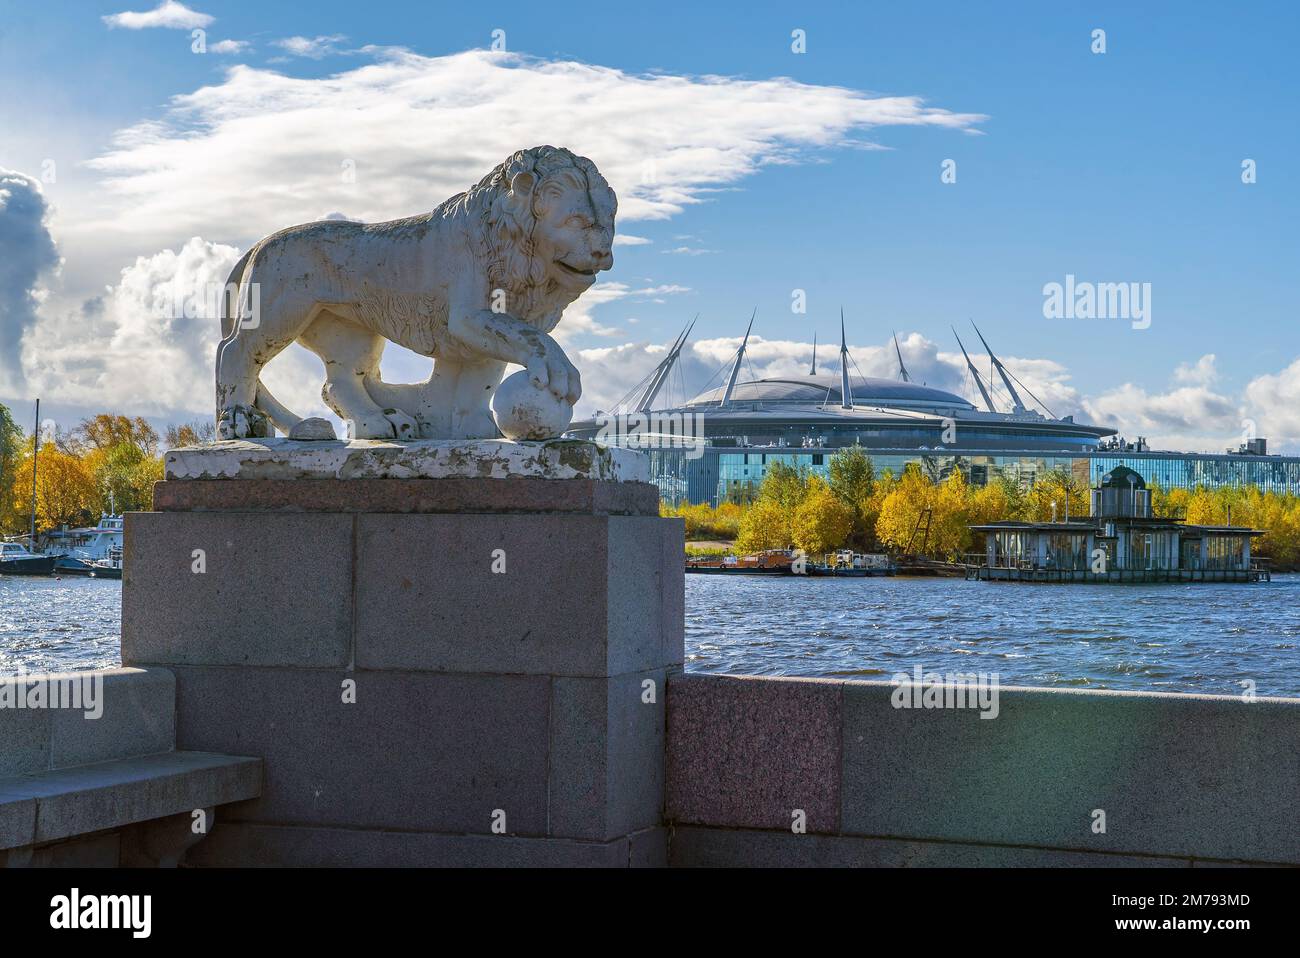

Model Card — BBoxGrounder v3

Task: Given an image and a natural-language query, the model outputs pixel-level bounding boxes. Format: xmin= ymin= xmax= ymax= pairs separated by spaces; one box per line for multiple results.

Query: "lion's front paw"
xmin=346 ymin=409 xmax=419 ymax=440
xmin=382 ymin=409 xmax=419 ymax=441
xmin=217 ymin=404 xmax=271 ymax=440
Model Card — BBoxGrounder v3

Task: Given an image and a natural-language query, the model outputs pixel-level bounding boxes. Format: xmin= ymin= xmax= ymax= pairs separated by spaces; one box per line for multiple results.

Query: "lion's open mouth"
xmin=556 ymin=260 xmax=598 ymax=278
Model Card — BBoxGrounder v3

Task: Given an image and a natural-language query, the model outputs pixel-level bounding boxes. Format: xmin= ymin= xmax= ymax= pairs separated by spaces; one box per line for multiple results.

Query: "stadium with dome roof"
xmin=565 ymin=318 xmax=1300 ymax=506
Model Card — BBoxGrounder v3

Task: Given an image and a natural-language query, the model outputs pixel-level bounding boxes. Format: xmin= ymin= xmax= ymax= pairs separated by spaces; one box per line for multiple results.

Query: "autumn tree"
xmin=734 ymin=499 xmax=793 ymax=553
xmin=875 ymin=463 xmax=934 ymax=553
xmin=165 ymin=420 xmax=216 ymax=449
xmin=9 ymin=444 xmax=98 ymax=530
xmin=928 ymin=469 xmax=972 ymax=557
xmin=791 ymin=475 xmax=853 ymax=555
xmin=827 ymin=446 xmax=876 ymax=548
xmin=71 ymin=415 xmax=159 ymax=457
xmin=663 ymin=500 xmax=743 ymax=541
xmin=1024 ymin=468 xmax=1089 ymax=521
xmin=967 ymin=475 xmax=1020 ymax=526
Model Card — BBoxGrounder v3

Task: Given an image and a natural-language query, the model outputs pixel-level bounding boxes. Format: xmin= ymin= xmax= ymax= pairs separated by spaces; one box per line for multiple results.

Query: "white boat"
xmin=44 ymin=515 xmax=125 ymax=577
xmin=0 ymin=541 xmax=58 ymax=576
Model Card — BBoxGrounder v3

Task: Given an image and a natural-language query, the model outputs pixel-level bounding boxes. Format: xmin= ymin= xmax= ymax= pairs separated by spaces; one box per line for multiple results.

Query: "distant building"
xmin=966 ymin=466 xmax=1268 ymax=583
xmin=568 ymin=319 xmax=1300 ymax=506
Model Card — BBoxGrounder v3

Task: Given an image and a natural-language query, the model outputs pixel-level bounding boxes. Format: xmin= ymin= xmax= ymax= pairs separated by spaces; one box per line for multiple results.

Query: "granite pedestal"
xmin=121 ymin=438 xmax=684 ymax=866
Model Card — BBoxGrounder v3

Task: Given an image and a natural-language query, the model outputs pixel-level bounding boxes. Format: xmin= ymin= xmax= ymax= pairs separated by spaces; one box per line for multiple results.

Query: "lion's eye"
xmin=565 ymin=216 xmax=590 ymax=229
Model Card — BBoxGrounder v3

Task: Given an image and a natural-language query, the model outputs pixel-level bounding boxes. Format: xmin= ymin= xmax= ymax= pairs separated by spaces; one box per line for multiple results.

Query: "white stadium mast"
xmin=971 ymin=321 xmax=1027 ymax=414
xmin=892 ymin=331 xmax=912 ymax=383
xmin=634 ymin=316 xmax=695 ymax=412
xmin=720 ymin=309 xmax=756 ymax=406
xmin=839 ymin=309 xmax=854 ymax=410
xmin=952 ymin=326 xmax=998 ymax=413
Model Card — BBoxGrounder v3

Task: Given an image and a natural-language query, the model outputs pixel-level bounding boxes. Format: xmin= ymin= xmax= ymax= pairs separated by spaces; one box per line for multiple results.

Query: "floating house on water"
xmin=966 ymin=466 xmax=1269 ymax=583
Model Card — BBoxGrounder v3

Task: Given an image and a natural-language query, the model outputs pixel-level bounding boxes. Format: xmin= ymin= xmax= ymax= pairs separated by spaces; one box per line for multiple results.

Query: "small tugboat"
xmin=808 ymin=550 xmax=896 ymax=577
xmin=0 ymin=540 xmax=58 ymax=576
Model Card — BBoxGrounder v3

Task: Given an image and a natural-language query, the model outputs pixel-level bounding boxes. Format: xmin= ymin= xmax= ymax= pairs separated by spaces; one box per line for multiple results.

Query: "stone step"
xmin=0 ymin=750 xmax=262 ymax=850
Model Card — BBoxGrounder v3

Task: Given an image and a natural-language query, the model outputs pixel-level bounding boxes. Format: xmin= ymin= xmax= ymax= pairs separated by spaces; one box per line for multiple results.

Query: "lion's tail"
xmin=219 ymin=246 xmax=257 ymax=341
xmin=216 ymin=244 xmax=306 ymax=436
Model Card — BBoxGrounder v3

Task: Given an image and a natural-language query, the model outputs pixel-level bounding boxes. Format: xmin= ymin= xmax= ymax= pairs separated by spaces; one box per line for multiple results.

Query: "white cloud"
xmin=0 ymin=170 xmax=60 ymax=393
xmin=103 ymin=1 xmax=213 ymax=30
xmin=1244 ymin=358 xmax=1300 ymax=450
xmin=1173 ymin=353 xmax=1218 ymax=386
xmin=23 ymin=237 xmax=329 ymax=422
xmin=662 ymin=246 xmax=715 ymax=256
xmin=1083 ymin=381 xmax=1241 ymax=452
xmin=272 ymin=35 xmax=348 ymax=59
xmin=210 ymin=39 xmax=251 ymax=55
xmin=612 ymin=234 xmax=652 ymax=247
xmin=39 ymin=47 xmax=989 ymax=425
xmin=552 ymin=281 xmax=691 ymax=346
xmin=81 ymin=49 xmax=986 ymax=251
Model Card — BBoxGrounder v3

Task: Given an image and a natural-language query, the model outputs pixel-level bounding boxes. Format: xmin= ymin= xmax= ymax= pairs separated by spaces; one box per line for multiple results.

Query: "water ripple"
xmin=685 ymin=574 xmax=1300 ymax=698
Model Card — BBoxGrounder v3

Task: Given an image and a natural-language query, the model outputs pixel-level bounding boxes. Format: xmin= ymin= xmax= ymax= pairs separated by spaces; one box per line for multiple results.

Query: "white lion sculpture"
xmin=215 ymin=146 xmax=616 ymax=441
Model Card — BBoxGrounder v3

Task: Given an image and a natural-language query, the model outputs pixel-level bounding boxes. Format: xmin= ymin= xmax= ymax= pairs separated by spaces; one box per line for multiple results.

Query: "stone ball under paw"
xmin=491 ymin=370 xmax=573 ymax=440
xmin=288 ymin=417 xmax=337 ymax=441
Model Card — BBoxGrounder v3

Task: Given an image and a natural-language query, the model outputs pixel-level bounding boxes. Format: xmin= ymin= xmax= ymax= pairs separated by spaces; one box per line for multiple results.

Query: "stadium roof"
xmin=685 ymin=375 xmax=976 ymax=411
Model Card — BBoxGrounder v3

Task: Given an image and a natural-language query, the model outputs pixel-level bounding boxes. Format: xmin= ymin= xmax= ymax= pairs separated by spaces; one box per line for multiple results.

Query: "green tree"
xmin=827 ymin=446 xmax=876 ymax=548
xmin=0 ymin=403 xmax=26 ymax=534
xmin=88 ymin=442 xmax=161 ymax=514
xmin=756 ymin=461 xmax=808 ymax=512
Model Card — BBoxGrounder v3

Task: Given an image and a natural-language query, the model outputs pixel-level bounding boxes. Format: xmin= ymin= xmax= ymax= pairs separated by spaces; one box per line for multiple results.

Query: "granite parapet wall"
xmin=666 ymin=674 xmax=1300 ymax=867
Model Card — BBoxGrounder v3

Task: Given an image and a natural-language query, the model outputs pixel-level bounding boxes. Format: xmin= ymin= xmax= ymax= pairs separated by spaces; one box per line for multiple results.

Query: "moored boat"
xmin=45 ymin=515 xmax=125 ymax=577
xmin=686 ymin=549 xmax=800 ymax=575
xmin=0 ymin=541 xmax=58 ymax=576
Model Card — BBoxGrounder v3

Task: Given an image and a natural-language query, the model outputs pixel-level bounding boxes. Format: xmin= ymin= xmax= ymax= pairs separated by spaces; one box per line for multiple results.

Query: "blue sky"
xmin=1 ymin=0 xmax=1297 ymax=451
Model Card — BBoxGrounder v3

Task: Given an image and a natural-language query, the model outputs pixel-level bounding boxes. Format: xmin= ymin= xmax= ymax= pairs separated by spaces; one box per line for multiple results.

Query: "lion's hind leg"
xmin=216 ymin=330 xmax=275 ymax=440
xmin=301 ymin=312 xmax=418 ymax=440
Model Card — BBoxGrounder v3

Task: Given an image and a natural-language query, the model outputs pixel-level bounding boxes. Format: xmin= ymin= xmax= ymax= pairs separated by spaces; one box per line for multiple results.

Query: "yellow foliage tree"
xmin=1023 ymin=469 xmax=1089 ymax=521
xmin=791 ymin=476 xmax=853 ymax=555
xmin=9 ymin=445 xmax=98 ymax=531
xmin=928 ymin=469 xmax=972 ymax=557
xmin=734 ymin=499 xmax=793 ymax=553
xmin=967 ymin=477 xmax=1015 ymax=526
xmin=875 ymin=464 xmax=934 ymax=552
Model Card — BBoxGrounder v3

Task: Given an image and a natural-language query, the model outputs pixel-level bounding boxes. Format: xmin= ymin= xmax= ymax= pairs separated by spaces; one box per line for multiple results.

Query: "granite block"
xmin=665 ymin=673 xmax=842 ymax=832
xmin=122 ymin=513 xmax=353 ymax=668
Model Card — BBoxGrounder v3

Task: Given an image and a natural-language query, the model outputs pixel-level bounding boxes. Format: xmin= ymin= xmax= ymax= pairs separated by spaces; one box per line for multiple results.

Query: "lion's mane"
xmin=435 ymin=145 xmax=616 ymax=323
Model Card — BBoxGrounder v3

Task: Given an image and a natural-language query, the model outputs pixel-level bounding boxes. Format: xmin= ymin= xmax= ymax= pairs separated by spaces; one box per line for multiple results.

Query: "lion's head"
xmin=456 ymin=146 xmax=617 ymax=324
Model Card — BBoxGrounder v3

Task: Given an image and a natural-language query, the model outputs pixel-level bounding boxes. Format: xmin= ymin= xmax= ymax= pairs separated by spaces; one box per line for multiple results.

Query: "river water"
xmin=2 ymin=574 xmax=1298 ymax=697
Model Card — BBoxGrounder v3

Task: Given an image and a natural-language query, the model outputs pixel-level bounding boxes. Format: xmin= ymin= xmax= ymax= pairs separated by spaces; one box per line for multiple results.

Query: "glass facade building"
xmin=644 ymin=446 xmax=1300 ymax=506
xmin=570 ymin=371 xmax=1300 ymax=506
